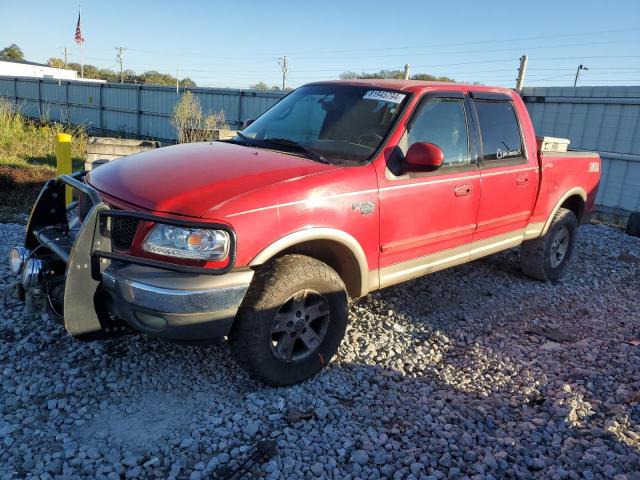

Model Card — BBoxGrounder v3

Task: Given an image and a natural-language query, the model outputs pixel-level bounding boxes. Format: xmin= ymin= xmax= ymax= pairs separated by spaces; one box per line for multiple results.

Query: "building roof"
xmin=0 ymin=56 xmax=49 ymax=67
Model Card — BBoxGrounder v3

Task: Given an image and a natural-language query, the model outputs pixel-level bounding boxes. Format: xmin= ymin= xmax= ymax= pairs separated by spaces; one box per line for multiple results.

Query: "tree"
xmin=1 ymin=44 xmax=24 ymax=60
xmin=411 ymin=73 xmax=456 ymax=82
xmin=42 ymin=59 xmax=196 ymax=86
xmin=171 ymin=91 xmax=227 ymax=143
xmin=47 ymin=57 xmax=66 ymax=68
xmin=339 ymin=70 xmax=455 ymax=83
xmin=250 ymin=81 xmax=274 ymax=91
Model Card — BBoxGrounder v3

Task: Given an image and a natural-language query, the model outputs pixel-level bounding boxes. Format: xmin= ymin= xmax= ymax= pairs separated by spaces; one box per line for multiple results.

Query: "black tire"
xmin=627 ymin=212 xmax=640 ymax=238
xmin=229 ymin=254 xmax=348 ymax=386
xmin=520 ymin=208 xmax=578 ymax=282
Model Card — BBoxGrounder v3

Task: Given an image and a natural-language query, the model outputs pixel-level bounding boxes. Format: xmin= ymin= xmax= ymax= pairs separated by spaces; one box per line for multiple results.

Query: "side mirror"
xmin=405 ymin=142 xmax=444 ymax=172
xmin=242 ymin=119 xmax=255 ymax=129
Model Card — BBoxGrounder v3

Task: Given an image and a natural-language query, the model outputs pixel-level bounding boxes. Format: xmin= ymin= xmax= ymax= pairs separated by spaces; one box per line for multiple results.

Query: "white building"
xmin=0 ymin=57 xmax=105 ymax=83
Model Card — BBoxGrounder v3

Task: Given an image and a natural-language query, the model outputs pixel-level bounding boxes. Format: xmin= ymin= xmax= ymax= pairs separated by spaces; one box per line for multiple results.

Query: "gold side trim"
xmin=469 ymin=230 xmax=524 ymax=260
xmin=378 ymin=230 xmax=525 ymax=289
xmin=523 ymin=222 xmax=544 ymax=240
xmin=379 ymin=244 xmax=469 ymax=289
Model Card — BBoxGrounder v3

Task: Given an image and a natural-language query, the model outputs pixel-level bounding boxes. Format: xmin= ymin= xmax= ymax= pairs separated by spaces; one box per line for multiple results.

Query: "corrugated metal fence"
xmin=521 ymin=86 xmax=640 ymax=220
xmin=1 ymin=77 xmax=638 ymax=218
xmin=0 ymin=76 xmax=286 ymax=141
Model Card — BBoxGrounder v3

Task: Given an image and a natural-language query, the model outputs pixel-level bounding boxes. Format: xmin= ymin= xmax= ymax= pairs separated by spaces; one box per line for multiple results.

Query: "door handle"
xmin=454 ymin=184 xmax=473 ymax=197
xmin=516 ymin=173 xmax=530 ymax=186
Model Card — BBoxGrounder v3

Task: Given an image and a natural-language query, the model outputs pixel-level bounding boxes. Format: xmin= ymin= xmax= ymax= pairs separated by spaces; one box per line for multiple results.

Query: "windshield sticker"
xmin=362 ymin=90 xmax=406 ymax=104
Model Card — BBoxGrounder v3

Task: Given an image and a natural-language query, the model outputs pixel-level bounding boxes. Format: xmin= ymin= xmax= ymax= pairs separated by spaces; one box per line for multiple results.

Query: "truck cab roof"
xmin=304 ymin=79 xmax=518 ymax=96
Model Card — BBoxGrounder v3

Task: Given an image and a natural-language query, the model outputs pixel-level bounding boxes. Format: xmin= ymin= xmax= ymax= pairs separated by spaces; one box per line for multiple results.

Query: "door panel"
xmin=377 ymin=94 xmax=480 ymax=288
xmin=474 ymin=165 xmax=539 ymax=242
xmin=470 ymin=96 xmax=538 ymax=247
xmin=379 ymin=171 xmax=480 ymax=275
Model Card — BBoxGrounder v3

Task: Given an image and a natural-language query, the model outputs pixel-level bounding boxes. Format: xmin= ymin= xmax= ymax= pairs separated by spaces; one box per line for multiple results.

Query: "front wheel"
xmin=229 ymin=255 xmax=348 ymax=386
xmin=520 ymin=208 xmax=578 ymax=282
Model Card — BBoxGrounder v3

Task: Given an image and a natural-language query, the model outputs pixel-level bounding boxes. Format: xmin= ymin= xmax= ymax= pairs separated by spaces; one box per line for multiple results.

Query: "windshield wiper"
xmin=263 ymin=138 xmax=329 ymax=164
xmin=228 ymin=131 xmax=256 ymax=147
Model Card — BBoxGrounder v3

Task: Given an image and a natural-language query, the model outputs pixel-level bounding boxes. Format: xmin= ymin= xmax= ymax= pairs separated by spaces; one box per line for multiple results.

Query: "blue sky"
xmin=2 ymin=0 xmax=639 ymax=88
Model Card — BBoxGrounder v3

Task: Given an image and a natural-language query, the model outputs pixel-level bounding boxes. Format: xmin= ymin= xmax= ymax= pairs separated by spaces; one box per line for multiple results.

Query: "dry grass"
xmin=171 ymin=91 xmax=227 ymax=143
xmin=0 ymin=99 xmax=87 ymax=222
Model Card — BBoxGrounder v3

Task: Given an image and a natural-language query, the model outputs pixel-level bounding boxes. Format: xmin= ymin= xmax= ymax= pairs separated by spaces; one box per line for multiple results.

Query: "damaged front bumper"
xmin=12 ymin=172 xmax=251 ymax=341
xmin=101 ymin=264 xmax=251 ymax=340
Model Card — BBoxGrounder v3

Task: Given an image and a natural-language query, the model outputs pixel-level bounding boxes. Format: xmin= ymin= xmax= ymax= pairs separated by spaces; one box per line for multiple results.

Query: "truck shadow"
xmin=71 ymin=241 xmax=639 ymax=476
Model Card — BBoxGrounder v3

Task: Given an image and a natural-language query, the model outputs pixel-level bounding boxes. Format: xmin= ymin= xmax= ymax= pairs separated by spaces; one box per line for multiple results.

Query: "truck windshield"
xmin=236 ymin=84 xmax=409 ymax=164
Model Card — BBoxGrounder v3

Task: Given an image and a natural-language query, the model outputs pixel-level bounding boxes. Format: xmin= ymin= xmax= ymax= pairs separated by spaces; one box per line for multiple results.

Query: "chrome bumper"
xmin=101 ymin=263 xmax=253 ymax=340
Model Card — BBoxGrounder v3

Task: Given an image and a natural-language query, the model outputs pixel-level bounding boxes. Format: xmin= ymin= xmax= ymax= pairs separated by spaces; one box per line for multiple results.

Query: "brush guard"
xmin=24 ymin=172 xmax=236 ymax=340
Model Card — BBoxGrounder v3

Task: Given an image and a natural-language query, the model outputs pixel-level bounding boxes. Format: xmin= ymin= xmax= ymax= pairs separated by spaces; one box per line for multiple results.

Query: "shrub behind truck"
xmin=8 ymin=80 xmax=600 ymax=385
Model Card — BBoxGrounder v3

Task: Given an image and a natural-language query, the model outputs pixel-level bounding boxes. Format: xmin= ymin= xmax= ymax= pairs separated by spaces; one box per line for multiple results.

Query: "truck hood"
xmin=87 ymin=142 xmax=338 ymax=217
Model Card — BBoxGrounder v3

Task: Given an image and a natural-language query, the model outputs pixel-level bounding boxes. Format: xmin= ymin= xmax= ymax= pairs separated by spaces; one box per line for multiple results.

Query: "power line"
xmin=75 ymin=27 xmax=640 ymax=59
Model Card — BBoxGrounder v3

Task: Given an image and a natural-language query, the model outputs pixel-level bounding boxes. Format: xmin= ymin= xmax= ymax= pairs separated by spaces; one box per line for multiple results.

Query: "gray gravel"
xmin=1 ymin=222 xmax=639 ymax=479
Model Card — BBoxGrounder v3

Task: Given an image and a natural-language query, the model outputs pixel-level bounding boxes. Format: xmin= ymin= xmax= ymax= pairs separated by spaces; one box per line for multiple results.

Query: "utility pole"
xmin=115 ymin=47 xmax=126 ymax=83
xmin=515 ymin=55 xmax=528 ymax=91
xmin=574 ymin=64 xmax=589 ymax=87
xmin=403 ymin=64 xmax=410 ymax=80
xmin=63 ymin=47 xmax=68 ymax=68
xmin=278 ymin=56 xmax=288 ymax=91
xmin=176 ymin=68 xmax=179 ymax=93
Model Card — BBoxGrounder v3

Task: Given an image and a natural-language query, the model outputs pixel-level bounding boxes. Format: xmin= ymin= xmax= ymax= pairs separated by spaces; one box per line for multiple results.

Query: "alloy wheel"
xmin=270 ymin=289 xmax=330 ymax=362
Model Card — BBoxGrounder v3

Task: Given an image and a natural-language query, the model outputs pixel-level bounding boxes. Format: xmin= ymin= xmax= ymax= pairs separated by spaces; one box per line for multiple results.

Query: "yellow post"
xmin=55 ymin=133 xmax=72 ymax=205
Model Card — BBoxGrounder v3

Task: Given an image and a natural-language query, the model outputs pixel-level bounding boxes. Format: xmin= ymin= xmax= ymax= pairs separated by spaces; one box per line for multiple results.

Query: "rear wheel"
xmin=521 ymin=208 xmax=578 ymax=282
xmin=229 ymin=255 xmax=348 ymax=386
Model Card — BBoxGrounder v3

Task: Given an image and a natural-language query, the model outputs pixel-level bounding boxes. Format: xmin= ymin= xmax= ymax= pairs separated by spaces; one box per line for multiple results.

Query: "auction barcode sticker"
xmin=362 ymin=90 xmax=406 ymax=104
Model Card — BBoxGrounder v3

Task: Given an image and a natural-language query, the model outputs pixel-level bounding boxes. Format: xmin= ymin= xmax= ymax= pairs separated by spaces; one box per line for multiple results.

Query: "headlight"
xmin=9 ymin=247 xmax=30 ymax=275
xmin=142 ymin=224 xmax=230 ymax=261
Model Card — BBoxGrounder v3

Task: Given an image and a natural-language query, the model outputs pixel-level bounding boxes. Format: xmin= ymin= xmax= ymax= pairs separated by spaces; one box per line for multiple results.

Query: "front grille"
xmin=111 ymin=216 xmax=140 ymax=251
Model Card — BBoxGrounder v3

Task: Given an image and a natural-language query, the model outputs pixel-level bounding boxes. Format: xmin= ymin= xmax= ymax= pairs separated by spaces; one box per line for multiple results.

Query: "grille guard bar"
xmin=26 ymin=172 xmax=237 ymax=275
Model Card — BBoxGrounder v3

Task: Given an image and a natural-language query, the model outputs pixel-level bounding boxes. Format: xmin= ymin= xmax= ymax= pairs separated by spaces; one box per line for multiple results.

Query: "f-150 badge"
xmin=352 ymin=201 xmax=376 ymax=214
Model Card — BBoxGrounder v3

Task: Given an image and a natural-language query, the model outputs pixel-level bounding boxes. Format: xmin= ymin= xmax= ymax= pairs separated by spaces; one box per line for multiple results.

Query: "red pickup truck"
xmin=9 ymin=80 xmax=600 ymax=385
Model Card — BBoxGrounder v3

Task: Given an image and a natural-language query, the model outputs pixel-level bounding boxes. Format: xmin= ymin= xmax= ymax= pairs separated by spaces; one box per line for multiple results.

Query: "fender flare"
xmin=250 ymin=228 xmax=372 ymax=297
xmin=540 ymin=187 xmax=587 ymax=236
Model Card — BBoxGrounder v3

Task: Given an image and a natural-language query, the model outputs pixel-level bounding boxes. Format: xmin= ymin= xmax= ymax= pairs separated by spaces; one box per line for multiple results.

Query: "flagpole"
xmin=79 ymin=5 xmax=84 ymax=78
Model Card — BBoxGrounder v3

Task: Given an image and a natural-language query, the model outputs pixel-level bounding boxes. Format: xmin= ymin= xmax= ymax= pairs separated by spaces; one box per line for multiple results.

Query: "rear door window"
xmin=473 ymin=100 xmax=524 ymax=164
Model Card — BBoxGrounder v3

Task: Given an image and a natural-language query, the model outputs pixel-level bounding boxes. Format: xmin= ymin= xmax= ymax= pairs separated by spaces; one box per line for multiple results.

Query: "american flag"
xmin=75 ymin=12 xmax=84 ymax=45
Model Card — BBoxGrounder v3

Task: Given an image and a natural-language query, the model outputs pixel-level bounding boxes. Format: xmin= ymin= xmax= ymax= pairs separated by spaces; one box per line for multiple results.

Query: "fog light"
xmin=21 ymin=258 xmax=44 ymax=289
xmin=8 ymin=247 xmax=30 ymax=275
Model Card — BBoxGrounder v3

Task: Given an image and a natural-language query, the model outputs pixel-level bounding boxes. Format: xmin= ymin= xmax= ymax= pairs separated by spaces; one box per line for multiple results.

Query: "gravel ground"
xmin=1 ymin=222 xmax=639 ymax=480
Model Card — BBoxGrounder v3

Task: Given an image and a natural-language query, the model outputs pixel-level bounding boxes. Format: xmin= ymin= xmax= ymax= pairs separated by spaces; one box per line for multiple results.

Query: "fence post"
xmin=137 ymin=85 xmax=142 ymax=137
xmin=55 ymin=133 xmax=73 ymax=205
xmin=38 ymin=79 xmax=43 ymax=119
xmin=237 ymin=90 xmax=243 ymax=128
xmin=65 ymin=81 xmax=69 ymax=123
xmin=99 ymin=83 xmax=103 ymax=132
